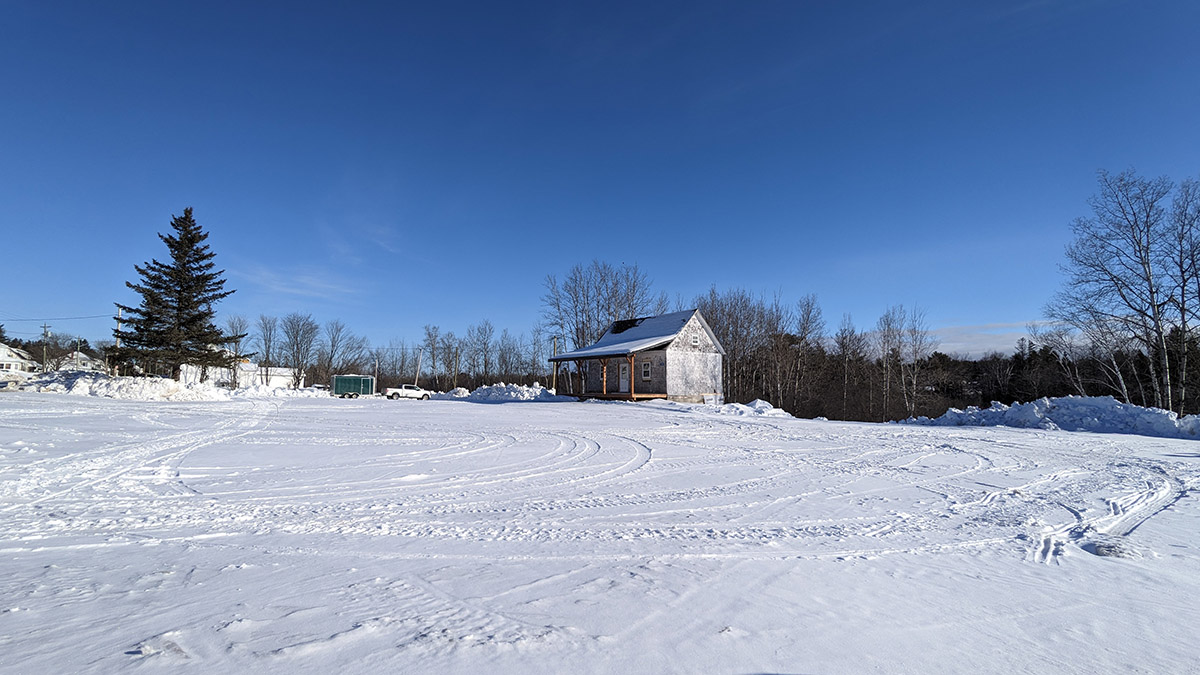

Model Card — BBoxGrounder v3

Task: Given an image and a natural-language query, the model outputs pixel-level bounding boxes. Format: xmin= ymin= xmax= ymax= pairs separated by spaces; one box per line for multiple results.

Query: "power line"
xmin=0 ymin=314 xmax=111 ymax=322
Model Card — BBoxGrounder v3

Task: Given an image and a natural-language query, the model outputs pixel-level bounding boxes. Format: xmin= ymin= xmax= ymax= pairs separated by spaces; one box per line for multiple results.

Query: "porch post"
xmin=601 ymin=358 xmax=608 ymax=395
xmin=577 ymin=360 xmax=585 ymax=394
xmin=627 ymin=354 xmax=635 ymax=399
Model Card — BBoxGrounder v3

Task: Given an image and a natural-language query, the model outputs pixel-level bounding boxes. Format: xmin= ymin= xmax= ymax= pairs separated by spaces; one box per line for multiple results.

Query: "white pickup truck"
xmin=384 ymin=384 xmax=430 ymax=400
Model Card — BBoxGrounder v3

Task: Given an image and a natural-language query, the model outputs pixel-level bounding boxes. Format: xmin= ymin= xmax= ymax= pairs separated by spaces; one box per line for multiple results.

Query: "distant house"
xmin=0 ymin=343 xmax=38 ymax=374
xmin=59 ymin=351 xmax=106 ymax=372
xmin=550 ymin=309 xmax=725 ymax=403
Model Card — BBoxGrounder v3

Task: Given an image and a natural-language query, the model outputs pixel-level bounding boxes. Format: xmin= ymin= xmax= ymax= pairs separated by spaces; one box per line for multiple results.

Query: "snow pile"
xmin=712 ymin=399 xmax=794 ymax=418
xmin=647 ymin=398 xmax=794 ymax=418
xmin=906 ymin=395 xmax=1200 ymax=440
xmin=231 ymin=384 xmax=330 ymax=399
xmin=22 ymin=371 xmax=231 ymax=401
xmin=20 ymin=371 xmax=326 ymax=402
xmin=0 ymin=370 xmax=28 ymax=390
xmin=432 ymin=382 xmax=573 ymax=403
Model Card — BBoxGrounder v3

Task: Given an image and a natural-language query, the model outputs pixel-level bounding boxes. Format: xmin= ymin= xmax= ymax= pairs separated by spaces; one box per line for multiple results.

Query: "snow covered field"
xmin=2 ymin=391 xmax=1198 ymax=673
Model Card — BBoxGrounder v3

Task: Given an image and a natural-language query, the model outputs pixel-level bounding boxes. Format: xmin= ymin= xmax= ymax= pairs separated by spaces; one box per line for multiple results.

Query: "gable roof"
xmin=550 ymin=309 xmax=724 ymax=361
xmin=1 ymin=343 xmax=35 ymax=362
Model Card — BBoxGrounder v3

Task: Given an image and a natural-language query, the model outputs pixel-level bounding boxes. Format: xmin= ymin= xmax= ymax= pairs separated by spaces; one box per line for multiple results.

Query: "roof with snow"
xmin=550 ymin=309 xmax=724 ymax=361
xmin=1 ymin=343 xmax=35 ymax=361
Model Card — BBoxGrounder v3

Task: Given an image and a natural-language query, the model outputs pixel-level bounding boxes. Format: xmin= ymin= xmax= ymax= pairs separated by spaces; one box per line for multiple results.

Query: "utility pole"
xmin=115 ymin=307 xmax=123 ymax=376
xmin=41 ymin=323 xmax=50 ymax=372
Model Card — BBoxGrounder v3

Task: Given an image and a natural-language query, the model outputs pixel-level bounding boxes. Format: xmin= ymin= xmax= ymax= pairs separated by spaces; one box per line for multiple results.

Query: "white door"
xmin=618 ymin=363 xmax=630 ymax=393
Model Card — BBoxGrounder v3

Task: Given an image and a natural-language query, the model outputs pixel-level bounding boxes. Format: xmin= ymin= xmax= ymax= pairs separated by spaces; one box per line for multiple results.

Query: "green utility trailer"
xmin=331 ymin=374 xmax=375 ymax=398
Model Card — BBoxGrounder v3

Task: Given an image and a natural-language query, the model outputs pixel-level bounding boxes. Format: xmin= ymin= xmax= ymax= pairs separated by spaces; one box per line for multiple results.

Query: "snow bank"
xmin=230 ymin=384 xmax=329 ymax=399
xmin=432 ymin=382 xmax=574 ymax=403
xmin=905 ymin=395 xmax=1200 ymax=440
xmin=20 ymin=371 xmax=326 ymax=402
xmin=712 ymin=399 xmax=794 ymax=418
xmin=646 ymin=397 xmax=794 ymax=418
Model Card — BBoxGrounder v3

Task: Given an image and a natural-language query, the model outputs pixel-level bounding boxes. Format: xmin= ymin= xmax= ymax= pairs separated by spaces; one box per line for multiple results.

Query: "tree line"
xmin=240 ymin=313 xmax=552 ymax=391
xmin=106 ymin=169 xmax=1200 ymax=420
xmin=1047 ymin=169 xmax=1200 ymax=415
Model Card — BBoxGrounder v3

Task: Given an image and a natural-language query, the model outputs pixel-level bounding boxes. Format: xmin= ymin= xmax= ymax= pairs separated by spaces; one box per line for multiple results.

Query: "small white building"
xmin=550 ymin=309 xmax=725 ymax=403
xmin=59 ymin=351 xmax=106 ymax=372
xmin=0 ymin=343 xmax=38 ymax=374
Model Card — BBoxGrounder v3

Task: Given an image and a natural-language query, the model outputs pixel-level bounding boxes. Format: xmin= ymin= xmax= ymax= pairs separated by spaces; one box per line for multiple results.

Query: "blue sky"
xmin=3 ymin=1 xmax=1198 ymax=356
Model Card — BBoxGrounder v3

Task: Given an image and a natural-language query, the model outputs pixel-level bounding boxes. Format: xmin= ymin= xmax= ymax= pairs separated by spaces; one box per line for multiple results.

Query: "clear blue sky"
xmin=3 ymin=1 xmax=1198 ymax=356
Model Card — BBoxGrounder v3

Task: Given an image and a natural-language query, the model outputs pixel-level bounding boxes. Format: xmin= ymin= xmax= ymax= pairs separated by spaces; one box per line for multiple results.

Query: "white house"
xmin=550 ymin=309 xmax=725 ymax=403
xmin=59 ymin=351 xmax=106 ymax=372
xmin=0 ymin=343 xmax=38 ymax=374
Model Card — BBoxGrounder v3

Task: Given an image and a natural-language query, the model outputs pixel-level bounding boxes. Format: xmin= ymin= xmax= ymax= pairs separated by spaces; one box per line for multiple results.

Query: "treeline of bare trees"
xmin=690 ymin=288 xmax=949 ymax=420
xmin=542 ymin=260 xmax=670 ymax=351
xmin=537 ymin=261 xmax=959 ymax=420
xmin=415 ymin=322 xmax=551 ymax=391
xmin=534 ymin=260 xmax=1149 ymax=421
xmin=230 ymin=312 xmax=551 ymax=391
xmin=1047 ymin=169 xmax=1200 ymax=415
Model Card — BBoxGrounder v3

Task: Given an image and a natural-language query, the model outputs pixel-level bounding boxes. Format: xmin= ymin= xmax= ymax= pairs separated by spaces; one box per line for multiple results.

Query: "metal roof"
xmin=549 ymin=309 xmax=724 ymax=361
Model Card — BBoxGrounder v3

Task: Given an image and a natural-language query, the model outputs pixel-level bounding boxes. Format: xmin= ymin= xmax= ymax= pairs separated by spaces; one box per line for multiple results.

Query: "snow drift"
xmin=432 ymin=382 xmax=573 ymax=403
xmin=906 ymin=395 xmax=1200 ymax=440
xmin=19 ymin=371 xmax=326 ymax=402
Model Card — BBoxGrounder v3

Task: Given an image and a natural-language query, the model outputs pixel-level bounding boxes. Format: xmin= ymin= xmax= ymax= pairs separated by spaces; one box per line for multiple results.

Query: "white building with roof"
xmin=550 ymin=309 xmax=724 ymax=403
xmin=0 ymin=343 xmax=38 ymax=374
xmin=59 ymin=351 xmax=106 ymax=372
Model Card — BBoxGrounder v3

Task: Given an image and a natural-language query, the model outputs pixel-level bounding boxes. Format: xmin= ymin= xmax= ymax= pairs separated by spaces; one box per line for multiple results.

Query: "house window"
xmin=691 ymin=334 xmax=700 ymax=347
xmin=642 ymin=362 xmax=651 ymax=381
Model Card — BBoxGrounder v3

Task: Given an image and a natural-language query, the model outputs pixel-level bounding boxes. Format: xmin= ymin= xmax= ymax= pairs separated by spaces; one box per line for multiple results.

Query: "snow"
xmin=551 ymin=309 xmax=698 ymax=360
xmin=1 ymin=389 xmax=1198 ymax=673
xmin=18 ymin=371 xmax=330 ymax=401
xmin=646 ymin=396 xmax=793 ymax=417
xmin=907 ymin=395 xmax=1200 ymax=439
xmin=431 ymin=382 xmax=574 ymax=403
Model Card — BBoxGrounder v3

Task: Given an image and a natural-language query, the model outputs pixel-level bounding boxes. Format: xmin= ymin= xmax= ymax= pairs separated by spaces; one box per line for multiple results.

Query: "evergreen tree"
xmin=113 ymin=208 xmax=239 ymax=380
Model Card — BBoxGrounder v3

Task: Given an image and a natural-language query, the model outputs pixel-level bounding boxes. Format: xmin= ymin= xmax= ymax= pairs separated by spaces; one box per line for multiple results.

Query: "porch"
xmin=575 ymin=391 xmax=668 ymax=401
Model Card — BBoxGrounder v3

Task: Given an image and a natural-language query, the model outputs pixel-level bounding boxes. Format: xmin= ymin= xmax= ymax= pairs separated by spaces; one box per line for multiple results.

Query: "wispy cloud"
xmin=360 ymin=224 xmax=404 ymax=254
xmin=232 ymin=263 xmax=360 ymax=301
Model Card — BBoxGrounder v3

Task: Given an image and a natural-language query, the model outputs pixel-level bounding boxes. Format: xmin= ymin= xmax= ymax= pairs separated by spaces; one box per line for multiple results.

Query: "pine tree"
xmin=113 ymin=207 xmax=239 ymax=380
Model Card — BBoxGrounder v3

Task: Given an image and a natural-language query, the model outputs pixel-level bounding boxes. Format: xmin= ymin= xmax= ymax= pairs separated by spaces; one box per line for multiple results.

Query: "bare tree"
xmin=793 ymin=294 xmax=826 ymax=415
xmin=874 ymin=305 xmax=905 ymax=420
xmin=280 ymin=313 xmax=319 ymax=388
xmin=1057 ymin=169 xmax=1175 ymax=409
xmin=224 ymin=315 xmax=251 ymax=388
xmin=466 ymin=320 xmax=495 ymax=385
xmin=316 ymin=319 xmax=369 ymax=383
xmin=439 ymin=331 xmax=465 ymax=389
xmin=833 ymin=314 xmax=869 ymax=420
xmin=254 ymin=315 xmax=278 ymax=386
xmin=1171 ymin=177 xmax=1200 ymax=413
xmin=900 ymin=307 xmax=937 ymax=418
xmin=526 ymin=322 xmax=549 ymax=385
xmin=542 ymin=260 xmax=666 ymax=352
xmin=1027 ymin=323 xmax=1088 ymax=397
xmin=422 ymin=325 xmax=441 ymax=390
xmin=496 ymin=329 xmax=522 ymax=381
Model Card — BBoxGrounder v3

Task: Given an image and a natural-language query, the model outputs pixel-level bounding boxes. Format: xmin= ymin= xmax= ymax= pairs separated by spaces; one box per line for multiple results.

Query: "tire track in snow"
xmin=0 ymin=401 xmax=274 ymax=513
